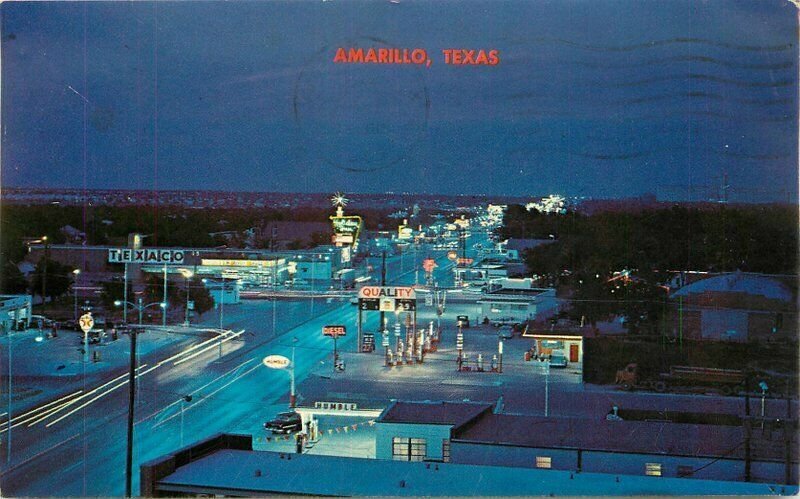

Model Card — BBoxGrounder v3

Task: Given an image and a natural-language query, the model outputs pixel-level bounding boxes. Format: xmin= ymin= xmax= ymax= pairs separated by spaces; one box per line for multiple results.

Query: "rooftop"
xmin=671 ymin=272 xmax=794 ymax=302
xmin=377 ymin=400 xmax=495 ymax=427
xmin=454 ymin=413 xmax=797 ymax=462
xmin=149 ymin=446 xmax=792 ymax=496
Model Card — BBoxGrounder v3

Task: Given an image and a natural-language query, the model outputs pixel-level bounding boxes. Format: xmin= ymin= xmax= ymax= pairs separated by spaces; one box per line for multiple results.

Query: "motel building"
xmin=477 ymin=279 xmax=560 ymax=324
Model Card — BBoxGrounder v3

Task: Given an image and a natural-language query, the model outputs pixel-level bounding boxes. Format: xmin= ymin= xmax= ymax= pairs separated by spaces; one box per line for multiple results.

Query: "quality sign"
xmin=108 ymin=248 xmax=186 ymax=264
xmin=357 ymin=286 xmax=416 ymax=300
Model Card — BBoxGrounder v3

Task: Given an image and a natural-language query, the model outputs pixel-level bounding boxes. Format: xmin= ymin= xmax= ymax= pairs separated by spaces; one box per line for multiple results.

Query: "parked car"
xmin=491 ymin=317 xmax=515 ymax=327
xmin=549 ymin=352 xmax=568 ymax=368
xmin=264 ymin=411 xmax=302 ymax=434
xmin=498 ymin=325 xmax=514 ymax=339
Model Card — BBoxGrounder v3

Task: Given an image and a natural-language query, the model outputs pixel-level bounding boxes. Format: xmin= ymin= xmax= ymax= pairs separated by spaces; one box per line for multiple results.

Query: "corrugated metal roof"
xmin=671 ymin=272 xmax=793 ymax=302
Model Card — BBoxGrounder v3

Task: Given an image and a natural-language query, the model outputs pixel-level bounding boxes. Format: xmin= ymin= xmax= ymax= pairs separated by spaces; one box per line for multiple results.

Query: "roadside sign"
xmin=108 ymin=248 xmax=185 ymax=264
xmin=323 ymin=325 xmax=347 ymax=337
xmin=262 ymin=355 xmax=291 ymax=369
xmin=79 ymin=313 xmax=94 ymax=333
xmin=187 ymin=300 xmax=195 ymax=311
xmin=359 ymin=286 xmax=416 ymax=313
xmin=425 ymin=294 xmax=433 ymax=306
xmin=357 ymin=286 xmax=415 ymax=300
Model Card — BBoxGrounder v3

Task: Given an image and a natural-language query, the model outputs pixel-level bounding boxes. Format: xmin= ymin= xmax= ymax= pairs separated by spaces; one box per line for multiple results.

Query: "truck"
xmin=615 ymin=363 xmax=745 ymax=396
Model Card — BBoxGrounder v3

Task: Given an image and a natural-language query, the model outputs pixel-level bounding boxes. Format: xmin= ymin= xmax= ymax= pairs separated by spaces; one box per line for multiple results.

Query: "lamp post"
xmin=180 ymin=394 xmax=193 ymax=447
xmin=72 ymin=269 xmax=81 ymax=321
xmin=179 ymin=269 xmax=193 ymax=326
xmin=39 ymin=236 xmax=49 ymax=308
xmin=290 ymin=337 xmax=298 ymax=408
xmin=544 ymin=359 xmax=551 ymax=417
xmin=759 ymin=381 xmax=768 ymax=429
xmin=162 ymin=263 xmax=168 ymax=327
xmin=114 ymin=298 xmax=167 ymax=325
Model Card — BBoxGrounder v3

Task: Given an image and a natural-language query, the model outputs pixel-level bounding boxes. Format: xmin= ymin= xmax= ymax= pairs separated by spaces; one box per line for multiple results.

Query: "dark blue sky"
xmin=1 ymin=0 xmax=797 ymax=201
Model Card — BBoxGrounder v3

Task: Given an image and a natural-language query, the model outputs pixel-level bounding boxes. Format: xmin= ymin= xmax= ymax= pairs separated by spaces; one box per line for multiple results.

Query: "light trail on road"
xmin=7 ymin=330 xmax=246 ymax=431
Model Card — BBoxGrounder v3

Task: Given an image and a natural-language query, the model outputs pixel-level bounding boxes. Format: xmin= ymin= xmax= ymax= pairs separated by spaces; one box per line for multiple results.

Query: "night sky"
xmin=1 ymin=0 xmax=797 ymax=201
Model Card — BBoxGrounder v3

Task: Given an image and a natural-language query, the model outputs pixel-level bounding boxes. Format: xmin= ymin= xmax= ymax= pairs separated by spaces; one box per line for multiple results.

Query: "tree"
xmin=0 ymin=262 xmax=28 ymax=294
xmin=30 ymin=259 xmax=74 ymax=300
xmin=99 ymin=279 xmax=135 ymax=310
xmin=188 ymin=277 xmax=214 ymax=316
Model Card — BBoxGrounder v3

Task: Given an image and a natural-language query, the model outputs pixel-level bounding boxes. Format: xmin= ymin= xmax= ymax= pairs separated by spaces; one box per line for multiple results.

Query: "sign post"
xmin=357 ymin=286 xmax=417 ymax=358
xmin=79 ymin=313 xmax=94 ymax=363
xmin=323 ymin=325 xmax=346 ymax=373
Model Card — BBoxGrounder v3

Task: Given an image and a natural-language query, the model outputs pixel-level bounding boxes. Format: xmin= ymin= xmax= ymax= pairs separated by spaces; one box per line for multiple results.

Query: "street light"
xmin=72 ymin=269 xmax=81 ymax=321
xmin=759 ymin=381 xmax=768 ymax=428
xmin=114 ymin=298 xmax=167 ymax=325
xmin=290 ymin=337 xmax=298 ymax=408
xmin=179 ymin=269 xmax=194 ymax=326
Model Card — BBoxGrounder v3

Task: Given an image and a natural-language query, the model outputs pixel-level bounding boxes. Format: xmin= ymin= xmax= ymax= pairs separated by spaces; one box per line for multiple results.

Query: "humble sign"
xmin=262 ymin=355 xmax=291 ymax=369
xmin=108 ymin=248 xmax=185 ymax=264
xmin=323 ymin=325 xmax=347 ymax=337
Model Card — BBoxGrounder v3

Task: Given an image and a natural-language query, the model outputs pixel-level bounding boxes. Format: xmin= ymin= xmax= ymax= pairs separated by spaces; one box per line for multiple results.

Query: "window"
xmin=645 ymin=463 xmax=662 ymax=476
xmin=392 ymin=437 xmax=427 ymax=462
xmin=677 ymin=465 xmax=694 ymax=477
xmin=536 ymin=456 xmax=552 ymax=469
xmin=442 ymin=439 xmax=450 ymax=463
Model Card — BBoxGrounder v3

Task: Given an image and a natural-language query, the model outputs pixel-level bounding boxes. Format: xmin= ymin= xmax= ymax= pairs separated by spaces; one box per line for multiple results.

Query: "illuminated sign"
xmin=323 ymin=325 xmax=347 ymax=337
xmin=262 ymin=355 xmax=291 ymax=369
xmin=330 ymin=215 xmax=362 ymax=250
xmin=201 ymin=258 xmax=282 ymax=268
xmin=108 ymin=248 xmax=185 ymax=264
xmin=358 ymin=286 xmax=416 ymax=299
xmin=398 ymin=224 xmax=413 ymax=240
xmin=358 ymin=286 xmax=416 ymax=312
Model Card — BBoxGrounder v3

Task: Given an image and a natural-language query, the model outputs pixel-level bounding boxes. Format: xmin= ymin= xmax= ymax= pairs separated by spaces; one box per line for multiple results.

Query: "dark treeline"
xmin=0 ymin=203 xmax=428 ymax=266
xmin=498 ymin=204 xmax=798 ymax=278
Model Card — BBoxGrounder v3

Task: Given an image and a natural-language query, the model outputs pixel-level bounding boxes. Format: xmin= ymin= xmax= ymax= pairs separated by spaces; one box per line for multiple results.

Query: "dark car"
xmin=264 ymin=411 xmax=302 ymax=434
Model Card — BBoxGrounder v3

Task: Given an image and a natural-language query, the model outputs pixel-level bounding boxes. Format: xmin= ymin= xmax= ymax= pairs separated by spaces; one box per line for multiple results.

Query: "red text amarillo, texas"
xmin=333 ymin=47 xmax=499 ymax=66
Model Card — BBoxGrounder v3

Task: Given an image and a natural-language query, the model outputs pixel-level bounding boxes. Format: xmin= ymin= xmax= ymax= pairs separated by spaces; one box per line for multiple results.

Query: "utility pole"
xmin=125 ymin=329 xmax=138 ymax=497
xmin=744 ymin=374 xmax=751 ymax=482
xmin=379 ymin=250 xmax=387 ymax=333
xmin=41 ymin=236 xmax=49 ymax=308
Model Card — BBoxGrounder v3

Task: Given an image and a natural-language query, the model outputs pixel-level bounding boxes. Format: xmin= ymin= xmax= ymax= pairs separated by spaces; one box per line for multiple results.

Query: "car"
xmin=498 ymin=325 xmax=514 ymax=339
xmin=491 ymin=317 xmax=515 ymax=327
xmin=264 ymin=411 xmax=302 ymax=434
xmin=549 ymin=352 xmax=568 ymax=368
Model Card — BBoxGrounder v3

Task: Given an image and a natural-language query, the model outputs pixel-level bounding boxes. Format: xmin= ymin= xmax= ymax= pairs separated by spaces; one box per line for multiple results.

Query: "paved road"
xmin=0 ymin=245 xmax=463 ymax=496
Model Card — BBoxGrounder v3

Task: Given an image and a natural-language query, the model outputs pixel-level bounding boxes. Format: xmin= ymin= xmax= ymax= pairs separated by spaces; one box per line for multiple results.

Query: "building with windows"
xmin=477 ymin=284 xmax=559 ymax=324
xmin=372 ymin=399 xmax=796 ymax=485
xmin=374 ymin=400 xmax=495 ymax=462
xmin=140 ymin=431 xmax=795 ymax=496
